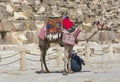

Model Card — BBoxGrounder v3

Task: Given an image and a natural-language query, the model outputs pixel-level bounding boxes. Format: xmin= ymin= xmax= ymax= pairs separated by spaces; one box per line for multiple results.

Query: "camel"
xmin=38 ymin=17 xmax=104 ymax=75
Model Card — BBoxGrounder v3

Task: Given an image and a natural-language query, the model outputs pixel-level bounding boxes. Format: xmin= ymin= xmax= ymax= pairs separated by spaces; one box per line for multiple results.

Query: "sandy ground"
xmin=0 ymin=44 xmax=120 ymax=82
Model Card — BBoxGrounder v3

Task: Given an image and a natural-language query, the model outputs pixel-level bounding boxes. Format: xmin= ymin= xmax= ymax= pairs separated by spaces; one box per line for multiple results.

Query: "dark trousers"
xmin=71 ymin=59 xmax=81 ymax=72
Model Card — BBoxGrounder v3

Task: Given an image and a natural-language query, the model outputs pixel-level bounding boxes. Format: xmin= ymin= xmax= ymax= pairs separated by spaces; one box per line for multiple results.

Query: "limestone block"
xmin=89 ymin=4 xmax=98 ymax=9
xmin=52 ymin=10 xmax=61 ymax=17
xmin=93 ymin=0 xmax=100 ymax=4
xmin=23 ymin=11 xmax=34 ymax=19
xmin=34 ymin=14 xmax=44 ymax=21
xmin=0 ymin=23 xmax=3 ymax=31
xmin=35 ymin=0 xmax=41 ymax=5
xmin=37 ymin=6 xmax=45 ymax=14
xmin=24 ymin=20 xmax=37 ymax=30
xmin=13 ymin=20 xmax=25 ymax=31
xmin=14 ymin=12 xmax=28 ymax=20
xmin=117 ymin=26 xmax=120 ymax=32
xmin=1 ymin=20 xmax=16 ymax=31
xmin=25 ymin=31 xmax=39 ymax=44
xmin=11 ymin=3 xmax=21 ymax=12
xmin=56 ymin=0 xmax=66 ymax=7
xmin=35 ymin=21 xmax=44 ymax=31
xmin=79 ymin=4 xmax=87 ymax=10
xmin=32 ymin=31 xmax=39 ymax=44
xmin=6 ymin=4 xmax=14 ymax=15
xmin=69 ymin=8 xmax=77 ymax=16
xmin=5 ymin=32 xmax=28 ymax=44
xmin=0 ymin=11 xmax=3 ymax=20
xmin=26 ymin=0 xmax=35 ymax=5
xmin=43 ymin=0 xmax=56 ymax=5
xmin=25 ymin=31 xmax=32 ymax=43
xmin=21 ymin=3 xmax=32 ymax=12
xmin=0 ymin=5 xmax=6 ymax=10
xmin=10 ymin=0 xmax=22 ymax=4
xmin=0 ymin=9 xmax=10 ymax=19
xmin=59 ymin=7 xmax=67 ymax=14
xmin=76 ymin=8 xmax=83 ymax=16
xmin=0 ymin=0 xmax=9 ymax=2
xmin=34 ymin=3 xmax=40 ymax=12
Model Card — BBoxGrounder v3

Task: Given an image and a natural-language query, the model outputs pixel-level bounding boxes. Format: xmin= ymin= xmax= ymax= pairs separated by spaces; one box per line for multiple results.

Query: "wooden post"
xmin=85 ymin=42 xmax=91 ymax=60
xmin=108 ymin=45 xmax=113 ymax=60
xmin=20 ymin=50 xmax=26 ymax=70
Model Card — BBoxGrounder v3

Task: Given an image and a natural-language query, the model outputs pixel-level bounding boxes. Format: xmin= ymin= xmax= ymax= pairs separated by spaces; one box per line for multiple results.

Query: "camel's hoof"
xmin=62 ymin=72 xmax=68 ymax=75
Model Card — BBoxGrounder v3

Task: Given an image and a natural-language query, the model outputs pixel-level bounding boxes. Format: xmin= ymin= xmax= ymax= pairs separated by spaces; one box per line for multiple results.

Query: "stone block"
xmin=26 ymin=0 xmax=35 ymax=5
xmin=35 ymin=21 xmax=44 ymax=31
xmin=1 ymin=20 xmax=16 ymax=31
xmin=24 ymin=20 xmax=37 ymax=30
xmin=13 ymin=20 xmax=25 ymax=31
xmin=37 ymin=6 xmax=45 ymax=14
xmin=11 ymin=3 xmax=21 ymax=12
xmin=10 ymin=0 xmax=22 ymax=4
xmin=56 ymin=0 xmax=66 ymax=7
xmin=23 ymin=11 xmax=35 ymax=19
xmin=0 ymin=0 xmax=9 ymax=2
xmin=21 ymin=3 xmax=32 ymax=12
xmin=32 ymin=31 xmax=39 ymax=44
xmin=0 ymin=5 xmax=6 ymax=10
xmin=4 ymin=31 xmax=28 ymax=44
xmin=0 ymin=11 xmax=3 ymax=20
xmin=6 ymin=4 xmax=14 ymax=15
xmin=14 ymin=12 xmax=28 ymax=20
xmin=0 ymin=23 xmax=3 ymax=31
xmin=25 ymin=31 xmax=39 ymax=44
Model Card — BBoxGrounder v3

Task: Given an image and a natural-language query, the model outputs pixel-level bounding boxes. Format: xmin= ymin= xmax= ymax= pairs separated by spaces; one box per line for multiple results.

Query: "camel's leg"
xmin=40 ymin=47 xmax=50 ymax=73
xmin=38 ymin=37 xmax=50 ymax=73
xmin=43 ymin=49 xmax=49 ymax=72
xmin=63 ymin=45 xmax=69 ymax=75
xmin=68 ymin=45 xmax=74 ymax=74
xmin=43 ymin=40 xmax=50 ymax=73
xmin=40 ymin=49 xmax=45 ymax=73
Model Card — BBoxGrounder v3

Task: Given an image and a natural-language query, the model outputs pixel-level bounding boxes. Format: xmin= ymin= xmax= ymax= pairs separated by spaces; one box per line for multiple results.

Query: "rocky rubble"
xmin=0 ymin=0 xmax=120 ymax=44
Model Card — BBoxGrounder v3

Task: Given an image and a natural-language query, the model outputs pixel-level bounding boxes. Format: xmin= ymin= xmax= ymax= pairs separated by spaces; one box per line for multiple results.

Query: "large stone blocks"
xmin=0 ymin=0 xmax=119 ymax=44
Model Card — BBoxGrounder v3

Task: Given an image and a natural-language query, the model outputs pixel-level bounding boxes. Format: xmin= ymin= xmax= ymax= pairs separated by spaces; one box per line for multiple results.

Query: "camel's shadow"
xmin=35 ymin=70 xmax=62 ymax=74
xmin=35 ymin=70 xmax=91 ymax=74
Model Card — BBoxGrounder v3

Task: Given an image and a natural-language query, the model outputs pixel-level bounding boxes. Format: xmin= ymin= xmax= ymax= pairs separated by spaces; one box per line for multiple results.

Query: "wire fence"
xmin=0 ymin=47 xmax=90 ymax=70
xmin=0 ymin=51 xmax=21 ymax=66
xmin=0 ymin=49 xmax=58 ymax=70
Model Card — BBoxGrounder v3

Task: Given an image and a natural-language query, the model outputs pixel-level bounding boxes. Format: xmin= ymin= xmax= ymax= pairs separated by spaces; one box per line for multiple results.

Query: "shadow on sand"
xmin=35 ymin=70 xmax=91 ymax=74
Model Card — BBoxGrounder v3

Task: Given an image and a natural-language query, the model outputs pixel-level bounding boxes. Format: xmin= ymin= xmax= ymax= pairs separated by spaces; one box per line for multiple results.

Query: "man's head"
xmin=72 ymin=50 xmax=77 ymax=58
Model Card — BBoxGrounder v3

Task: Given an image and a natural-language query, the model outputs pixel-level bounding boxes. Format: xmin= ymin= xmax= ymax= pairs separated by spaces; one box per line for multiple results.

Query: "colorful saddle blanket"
xmin=46 ymin=17 xmax=62 ymax=34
